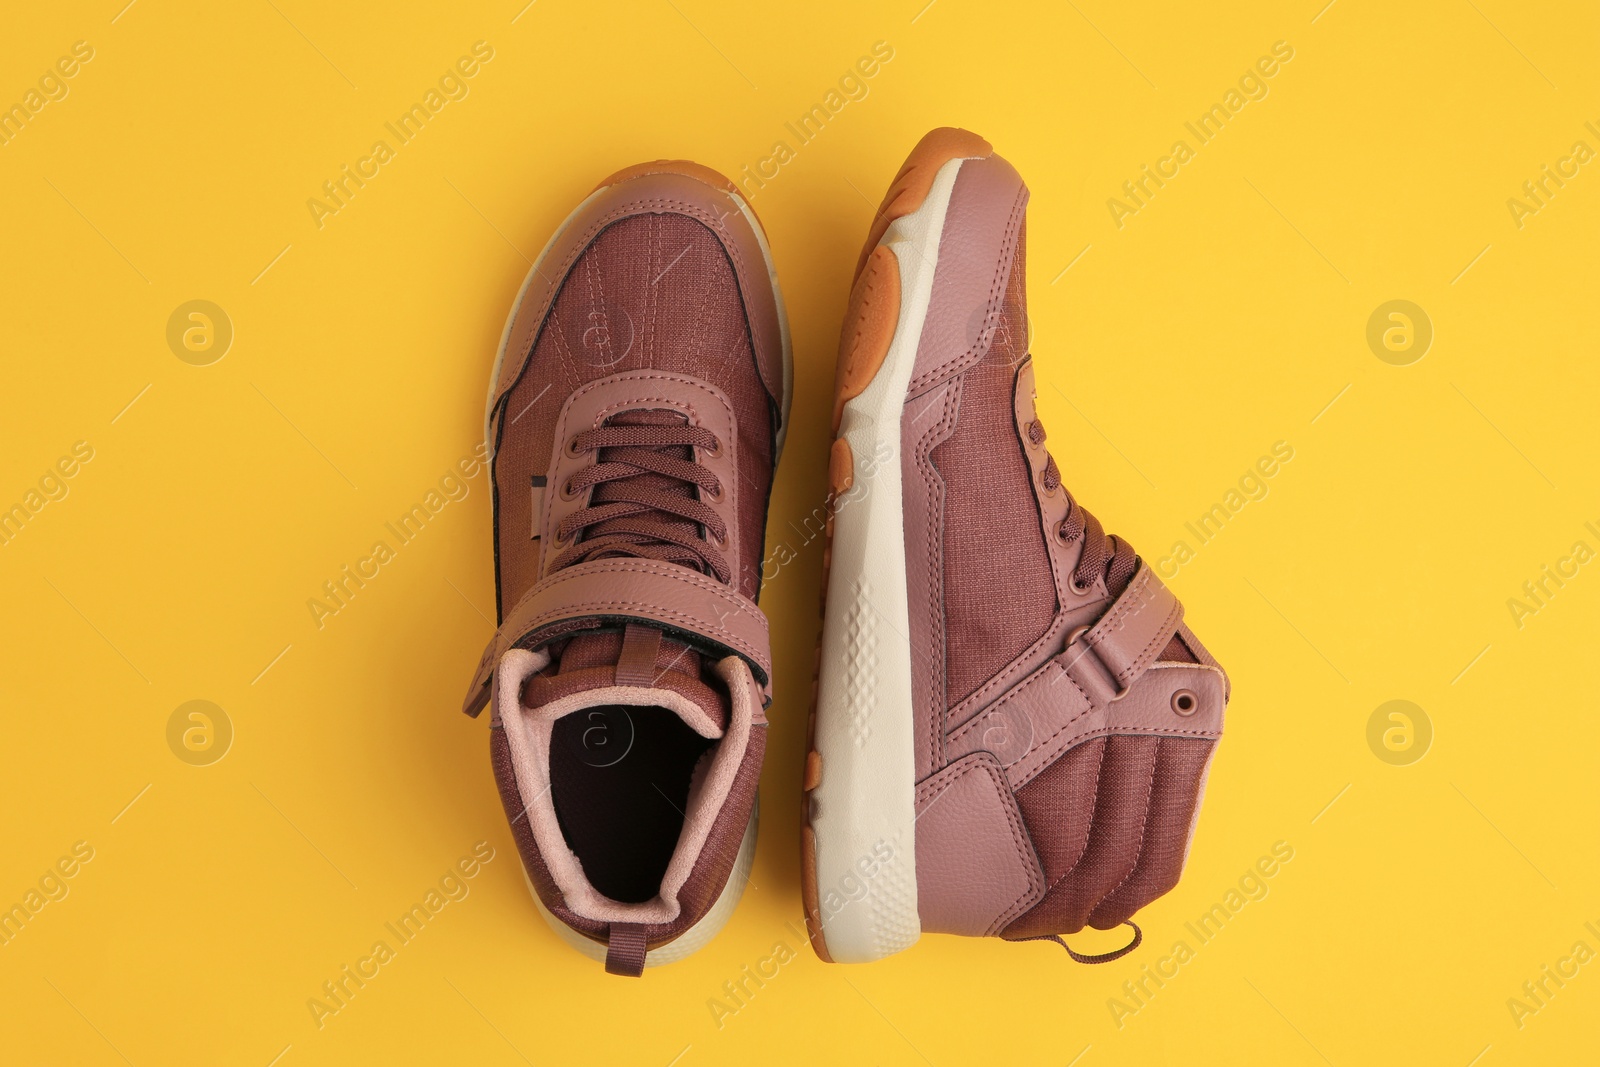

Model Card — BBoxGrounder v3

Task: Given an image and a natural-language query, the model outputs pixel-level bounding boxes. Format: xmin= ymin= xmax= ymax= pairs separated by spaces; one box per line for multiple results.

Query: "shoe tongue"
xmin=522 ymin=624 xmax=730 ymax=736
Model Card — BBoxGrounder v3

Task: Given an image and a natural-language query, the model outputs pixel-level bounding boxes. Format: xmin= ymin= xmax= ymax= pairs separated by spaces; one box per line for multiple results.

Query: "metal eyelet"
xmin=558 ymin=479 xmax=580 ymax=501
xmin=1054 ymin=522 xmax=1075 ymax=545
xmin=1070 ymin=575 xmax=1094 ymax=595
xmin=1171 ymin=689 xmax=1198 ymax=717
xmin=565 ymin=436 xmax=584 ymax=457
xmin=704 ymin=436 xmax=723 ymax=459
xmin=706 ymin=482 xmax=724 ymax=502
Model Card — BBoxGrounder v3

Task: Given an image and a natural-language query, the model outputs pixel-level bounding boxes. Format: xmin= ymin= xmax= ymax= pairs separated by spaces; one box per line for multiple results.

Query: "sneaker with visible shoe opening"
xmin=462 ymin=160 xmax=791 ymax=976
xmin=802 ymin=128 xmax=1228 ymax=964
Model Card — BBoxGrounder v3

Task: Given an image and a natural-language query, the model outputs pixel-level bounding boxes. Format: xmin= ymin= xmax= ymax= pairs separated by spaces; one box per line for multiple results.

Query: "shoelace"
xmin=1010 ymin=921 xmax=1142 ymax=964
xmin=547 ymin=411 xmax=730 ymax=582
xmin=1028 ymin=418 xmax=1138 ymax=597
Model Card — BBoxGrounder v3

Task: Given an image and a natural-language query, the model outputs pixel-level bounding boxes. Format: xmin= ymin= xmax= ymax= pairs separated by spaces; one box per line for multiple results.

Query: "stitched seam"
xmin=503 ymin=561 xmax=768 ymax=659
xmin=922 ymin=382 xmax=958 ymax=772
xmin=1088 ymin=572 xmax=1182 ymax=687
xmin=566 ymin=370 xmax=739 ymax=407
xmin=946 ymin=594 xmax=1088 ymax=727
xmin=548 ymin=286 xmax=581 ymax=391
xmin=906 ymin=180 xmax=1026 ymax=395
xmin=1091 ymin=568 xmax=1160 ymax=638
xmin=915 ymin=757 xmax=1043 ymax=934
xmin=998 ymin=671 xmax=1097 ymax=774
xmin=1094 ymin=595 xmax=1182 ymax=687
xmin=515 ymin=566 xmax=758 ymax=617
xmin=497 ymin=195 xmax=752 ymax=404
xmin=1009 ymin=679 xmax=1102 ymax=789
xmin=688 ymin=249 xmax=715 ymax=370
xmin=520 ymin=601 xmax=768 ymax=666
xmin=1017 ymin=721 xmax=1222 ymax=797
xmin=1043 ymin=734 xmax=1108 ymax=895
xmin=646 ymin=215 xmax=659 ymax=370
xmin=949 ymin=661 xmax=1088 ymax=748
xmin=1094 ymin=566 xmax=1152 ymax=632
xmin=509 ymin=560 xmax=762 ymax=616
xmin=980 ymin=757 xmax=1047 ymax=932
xmin=1120 ymin=598 xmax=1183 ymax=685
xmin=589 ymin=237 xmax=613 ymax=369
xmin=550 ymin=198 xmax=748 ymax=298
xmin=1095 ymin=738 xmax=1162 ymax=915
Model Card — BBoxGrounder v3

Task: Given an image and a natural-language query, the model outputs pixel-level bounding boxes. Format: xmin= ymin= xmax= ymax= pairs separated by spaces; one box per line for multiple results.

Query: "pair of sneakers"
xmin=459 ymin=128 xmax=1228 ymax=977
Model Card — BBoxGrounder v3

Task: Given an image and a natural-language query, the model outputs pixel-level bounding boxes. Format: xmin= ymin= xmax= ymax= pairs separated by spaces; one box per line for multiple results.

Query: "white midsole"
xmin=809 ymin=157 xmax=969 ymax=963
xmin=529 ymin=801 xmax=759 ymax=968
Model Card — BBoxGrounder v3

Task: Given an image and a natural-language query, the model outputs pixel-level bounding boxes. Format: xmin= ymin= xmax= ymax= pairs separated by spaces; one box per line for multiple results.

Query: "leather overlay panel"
xmin=907 ymin=154 xmax=1028 ymax=393
xmin=1081 ymin=561 xmax=1183 ymax=692
xmin=540 ymin=370 xmax=742 ymax=579
xmin=914 ymin=752 xmax=1045 ymax=936
xmin=901 ymin=378 xmax=962 ymax=779
xmin=943 ymin=659 xmax=1225 ymax=790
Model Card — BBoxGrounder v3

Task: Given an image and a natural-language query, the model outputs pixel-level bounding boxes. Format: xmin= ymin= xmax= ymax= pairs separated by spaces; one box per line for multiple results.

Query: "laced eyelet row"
xmin=549 ymin=424 xmax=731 ymax=578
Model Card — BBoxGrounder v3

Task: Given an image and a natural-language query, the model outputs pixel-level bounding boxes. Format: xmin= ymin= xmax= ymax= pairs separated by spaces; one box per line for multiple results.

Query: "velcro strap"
xmin=461 ymin=558 xmax=771 ymax=717
xmin=462 ymin=628 xmax=504 ymax=718
xmin=1061 ymin=561 xmax=1182 ymax=705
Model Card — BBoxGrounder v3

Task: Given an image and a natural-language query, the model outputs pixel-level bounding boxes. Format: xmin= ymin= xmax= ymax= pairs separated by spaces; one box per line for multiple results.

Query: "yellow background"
xmin=3 ymin=1 xmax=1597 ymax=1063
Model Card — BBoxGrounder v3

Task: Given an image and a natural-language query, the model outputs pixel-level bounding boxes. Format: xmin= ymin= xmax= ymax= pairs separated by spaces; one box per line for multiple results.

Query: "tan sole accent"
xmin=831 ymin=245 xmax=900 ymax=435
xmin=827 ymin=437 xmax=855 ymax=495
xmin=799 ymin=823 xmax=831 ymax=961
xmin=852 ymin=127 xmax=991 ymax=283
xmin=801 ymin=126 xmax=993 ymax=964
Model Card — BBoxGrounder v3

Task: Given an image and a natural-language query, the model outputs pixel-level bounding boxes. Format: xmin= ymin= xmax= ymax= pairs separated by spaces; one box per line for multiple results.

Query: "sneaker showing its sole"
xmin=803 ymin=128 xmax=995 ymax=964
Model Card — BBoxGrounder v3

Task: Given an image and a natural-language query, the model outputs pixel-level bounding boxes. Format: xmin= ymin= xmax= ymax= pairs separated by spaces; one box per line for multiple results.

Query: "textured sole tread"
xmin=801 ymin=127 xmax=993 ymax=964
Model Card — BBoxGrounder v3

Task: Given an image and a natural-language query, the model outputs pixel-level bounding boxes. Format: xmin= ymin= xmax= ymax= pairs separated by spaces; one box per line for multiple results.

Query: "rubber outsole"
xmin=801 ymin=127 xmax=994 ymax=964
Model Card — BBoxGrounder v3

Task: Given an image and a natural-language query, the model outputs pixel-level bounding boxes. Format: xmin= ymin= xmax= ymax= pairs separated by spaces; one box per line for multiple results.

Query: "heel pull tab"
xmin=605 ymin=923 xmax=647 ymax=977
xmin=1014 ymin=920 xmax=1141 ymax=965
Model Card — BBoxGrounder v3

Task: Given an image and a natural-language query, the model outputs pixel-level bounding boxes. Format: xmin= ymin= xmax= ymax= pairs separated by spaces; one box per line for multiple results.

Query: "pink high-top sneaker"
xmin=462 ymin=161 xmax=790 ymax=976
xmin=803 ymin=129 xmax=1228 ymax=964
